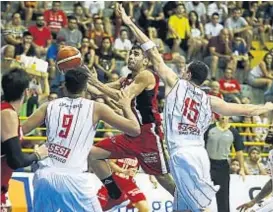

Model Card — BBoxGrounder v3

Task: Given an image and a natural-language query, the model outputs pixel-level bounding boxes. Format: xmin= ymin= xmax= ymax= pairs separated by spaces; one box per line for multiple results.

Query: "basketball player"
xmin=237 ymin=126 xmax=273 ymax=212
xmin=88 ymin=45 xmax=175 ymax=196
xmin=1 ymin=68 xmax=48 ymax=210
xmin=117 ymin=4 xmax=273 ymax=211
xmin=97 ymin=157 xmax=149 ymax=212
xmin=21 ymin=67 xmax=141 ymax=212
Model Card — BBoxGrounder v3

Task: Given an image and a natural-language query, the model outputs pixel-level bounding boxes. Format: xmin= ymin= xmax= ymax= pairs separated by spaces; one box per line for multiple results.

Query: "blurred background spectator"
xmin=244 ymin=146 xmax=267 ymax=175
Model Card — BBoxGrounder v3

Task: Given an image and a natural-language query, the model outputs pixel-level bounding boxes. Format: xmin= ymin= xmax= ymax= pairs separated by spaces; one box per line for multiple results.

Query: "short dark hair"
xmin=211 ymin=12 xmax=219 ymax=17
xmin=11 ymin=12 xmax=20 ymax=18
xmin=68 ymin=15 xmax=77 ymax=22
xmin=65 ymin=67 xmax=88 ymax=94
xmin=131 ymin=43 xmax=143 ymax=52
xmin=233 ymin=7 xmax=241 ymax=13
xmin=187 ymin=61 xmax=209 ymax=85
xmin=2 ymin=68 xmax=30 ymax=102
xmin=23 ymin=31 xmax=32 ymax=37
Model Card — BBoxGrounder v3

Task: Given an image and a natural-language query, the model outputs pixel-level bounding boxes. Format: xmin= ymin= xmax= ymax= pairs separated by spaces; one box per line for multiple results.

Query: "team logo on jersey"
xmin=48 ymin=143 xmax=71 ymax=163
xmin=177 ymin=123 xmax=200 ymax=136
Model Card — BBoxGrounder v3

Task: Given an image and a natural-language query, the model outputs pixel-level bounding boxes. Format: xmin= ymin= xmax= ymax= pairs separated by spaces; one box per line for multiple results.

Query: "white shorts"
xmin=33 ymin=167 xmax=102 ymax=212
xmin=169 ymin=147 xmax=219 ymax=212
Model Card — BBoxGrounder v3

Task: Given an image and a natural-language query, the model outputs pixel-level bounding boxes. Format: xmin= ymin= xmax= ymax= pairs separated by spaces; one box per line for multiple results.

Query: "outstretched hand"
xmin=236 ymin=200 xmax=255 ymax=212
xmin=116 ymin=3 xmax=133 ymax=26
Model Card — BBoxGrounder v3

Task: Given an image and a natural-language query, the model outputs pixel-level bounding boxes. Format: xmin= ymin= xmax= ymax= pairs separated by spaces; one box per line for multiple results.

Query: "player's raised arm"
xmin=93 ymin=91 xmax=140 ymax=137
xmin=22 ymin=102 xmax=48 ymax=135
xmin=116 ymin=4 xmax=178 ymax=92
xmin=210 ymin=95 xmax=273 ymax=116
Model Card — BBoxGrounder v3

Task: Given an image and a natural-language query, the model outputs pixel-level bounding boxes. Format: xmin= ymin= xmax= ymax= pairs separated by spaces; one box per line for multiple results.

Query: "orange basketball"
xmin=56 ymin=46 xmax=82 ymax=72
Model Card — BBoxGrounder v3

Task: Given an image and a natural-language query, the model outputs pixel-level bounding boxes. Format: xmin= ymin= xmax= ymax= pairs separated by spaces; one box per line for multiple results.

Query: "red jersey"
xmin=219 ymin=79 xmax=241 ymax=93
xmin=1 ymin=102 xmax=23 ymax=195
xmin=120 ymin=72 xmax=162 ymax=126
xmin=114 ymin=157 xmax=139 ymax=180
xmin=28 ymin=25 xmax=52 ymax=47
xmin=44 ymin=9 xmax=67 ymax=33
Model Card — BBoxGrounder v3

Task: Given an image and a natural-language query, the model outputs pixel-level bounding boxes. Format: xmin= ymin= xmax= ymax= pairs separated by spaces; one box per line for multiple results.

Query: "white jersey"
xmin=39 ymin=97 xmax=96 ymax=172
xmin=163 ymin=79 xmax=213 ymax=153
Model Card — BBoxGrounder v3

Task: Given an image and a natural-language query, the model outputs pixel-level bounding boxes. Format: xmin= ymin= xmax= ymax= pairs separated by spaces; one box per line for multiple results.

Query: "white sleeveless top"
xmin=250 ymin=65 xmax=264 ymax=78
xmin=163 ymin=80 xmax=213 ymax=153
xmin=39 ymin=97 xmax=96 ymax=172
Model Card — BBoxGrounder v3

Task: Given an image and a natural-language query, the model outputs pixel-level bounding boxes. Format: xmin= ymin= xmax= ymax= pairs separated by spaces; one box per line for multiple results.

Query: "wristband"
xmin=34 ymin=151 xmax=41 ymax=161
xmin=141 ymin=41 xmax=156 ymax=51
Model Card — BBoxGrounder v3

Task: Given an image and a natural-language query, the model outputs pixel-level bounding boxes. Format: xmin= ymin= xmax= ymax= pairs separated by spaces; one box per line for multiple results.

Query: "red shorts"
xmin=97 ymin=174 xmax=146 ymax=207
xmin=95 ymin=123 xmax=169 ymax=175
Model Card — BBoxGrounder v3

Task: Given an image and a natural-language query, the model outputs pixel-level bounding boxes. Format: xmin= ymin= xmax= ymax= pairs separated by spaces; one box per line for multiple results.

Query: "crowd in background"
xmin=1 ymin=1 xmax=273 ymax=174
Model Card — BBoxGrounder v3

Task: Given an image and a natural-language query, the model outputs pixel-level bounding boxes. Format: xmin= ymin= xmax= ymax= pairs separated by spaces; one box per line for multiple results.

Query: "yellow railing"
xmin=19 ymin=116 xmax=271 ymax=157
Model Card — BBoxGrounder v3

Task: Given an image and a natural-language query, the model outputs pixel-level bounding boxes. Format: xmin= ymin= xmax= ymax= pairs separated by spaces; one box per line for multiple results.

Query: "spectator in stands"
xmin=244 ymin=146 xmax=267 ymax=175
xmin=113 ymin=29 xmax=132 ymax=61
xmin=83 ymin=1 xmax=105 ymax=18
xmin=88 ymin=17 xmax=110 ymax=49
xmin=232 ymin=34 xmax=250 ymax=73
xmin=147 ymin=27 xmax=164 ymax=54
xmin=1 ymin=45 xmax=23 ymax=74
xmin=242 ymin=116 xmax=254 ymax=142
xmin=230 ymin=158 xmax=240 ymax=174
xmin=57 ymin=16 xmax=82 ymax=48
xmin=207 ymin=1 xmax=228 ymax=24
xmin=19 ymin=1 xmax=38 ymax=26
xmin=205 ymin=115 xmax=245 ymax=212
xmin=225 ymin=8 xmax=253 ymax=52
xmin=28 ymin=14 xmax=52 ymax=57
xmin=140 ymin=2 xmax=166 ymax=39
xmin=248 ymin=53 xmax=273 ymax=91
xmin=219 ymin=68 xmax=242 ymax=104
xmin=185 ymin=1 xmax=207 ymax=24
xmin=48 ymin=92 xmax=58 ymax=102
xmin=95 ymin=37 xmax=116 ymax=83
xmin=205 ymin=28 xmax=237 ymax=79
xmin=166 ymin=3 xmax=192 ymax=53
xmin=3 ymin=12 xmax=26 ymax=45
xmin=80 ymin=37 xmax=95 ymax=70
xmin=208 ymin=81 xmax=223 ymax=120
xmin=205 ymin=12 xmax=224 ymax=40
xmin=187 ymin=11 xmax=207 ymax=60
xmin=173 ymin=54 xmax=186 ymax=76
xmin=46 ymin=36 xmax=66 ymax=80
xmin=243 ymin=2 xmax=271 ymax=51
xmin=44 ymin=1 xmax=68 ymax=35
xmin=15 ymin=31 xmax=37 ymax=57
xmin=73 ymin=3 xmax=91 ymax=36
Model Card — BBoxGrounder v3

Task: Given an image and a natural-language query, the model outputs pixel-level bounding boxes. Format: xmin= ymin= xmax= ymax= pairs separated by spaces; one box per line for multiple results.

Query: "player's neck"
xmin=132 ymin=68 xmax=144 ymax=78
xmin=9 ymin=100 xmax=22 ymax=114
xmin=66 ymin=93 xmax=83 ymax=99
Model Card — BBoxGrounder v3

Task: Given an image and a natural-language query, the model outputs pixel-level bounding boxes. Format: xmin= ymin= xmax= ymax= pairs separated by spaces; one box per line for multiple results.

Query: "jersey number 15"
xmin=182 ymin=97 xmax=200 ymax=124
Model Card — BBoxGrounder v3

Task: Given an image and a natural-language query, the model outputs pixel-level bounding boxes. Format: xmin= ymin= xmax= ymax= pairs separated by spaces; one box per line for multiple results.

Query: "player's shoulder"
xmin=1 ymin=109 xmax=18 ymax=124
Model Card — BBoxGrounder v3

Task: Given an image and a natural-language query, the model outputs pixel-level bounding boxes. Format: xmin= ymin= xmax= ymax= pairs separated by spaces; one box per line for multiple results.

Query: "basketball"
xmin=56 ymin=46 xmax=82 ymax=72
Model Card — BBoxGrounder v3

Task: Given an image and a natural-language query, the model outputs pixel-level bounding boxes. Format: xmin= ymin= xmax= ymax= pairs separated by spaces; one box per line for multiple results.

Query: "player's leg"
xmin=90 ymin=135 xmax=135 ymax=199
xmin=136 ymin=124 xmax=175 ymax=196
xmin=123 ymin=179 xmax=149 ymax=212
xmin=154 ymin=174 xmax=175 ymax=196
xmin=169 ymin=147 xmax=219 ymax=211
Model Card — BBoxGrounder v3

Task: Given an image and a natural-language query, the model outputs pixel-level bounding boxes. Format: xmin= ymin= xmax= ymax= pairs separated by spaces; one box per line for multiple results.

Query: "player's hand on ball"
xmin=34 ymin=144 xmax=48 ymax=160
xmin=116 ymin=4 xmax=133 ymax=26
xmin=116 ymin=91 xmax=131 ymax=110
xmin=236 ymin=200 xmax=256 ymax=212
